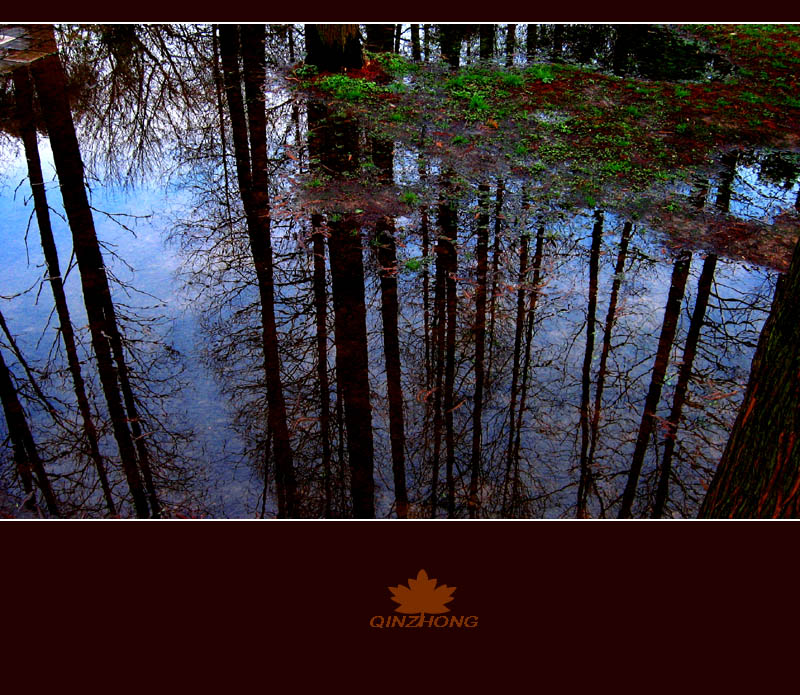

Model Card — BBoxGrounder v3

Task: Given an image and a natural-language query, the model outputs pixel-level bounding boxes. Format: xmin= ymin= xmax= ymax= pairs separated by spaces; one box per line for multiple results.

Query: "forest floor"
xmin=295 ymin=24 xmax=800 ymax=271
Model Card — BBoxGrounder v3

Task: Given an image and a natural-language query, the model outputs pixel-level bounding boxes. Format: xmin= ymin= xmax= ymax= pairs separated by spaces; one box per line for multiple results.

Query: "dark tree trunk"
xmin=612 ymin=25 xmax=633 ymax=75
xmin=394 ymin=24 xmax=402 ymax=53
xmin=335 ymin=364 xmax=348 ymax=515
xmin=526 ymin=25 xmax=538 ymax=60
xmin=468 ymin=184 xmax=491 ymax=517
xmin=576 ymin=211 xmax=603 ymax=518
xmin=304 ymin=24 xmax=363 ymax=71
xmin=220 ymin=24 xmax=297 ymax=516
xmin=653 ymin=253 xmax=717 ymax=517
xmin=439 ymin=173 xmax=459 ymax=517
xmin=586 ymin=220 xmax=633 ymax=516
xmin=479 ymin=25 xmax=495 ymax=61
xmin=365 ymin=25 xmax=395 ymax=53
xmin=429 ymin=195 xmax=448 ymax=517
xmin=422 ymin=205 xmax=432 ymax=389
xmin=311 ymin=214 xmax=333 ymax=517
xmin=375 ymin=216 xmax=409 ymax=518
xmin=699 ymin=237 xmax=800 ymax=518
xmin=327 ymin=214 xmax=375 ymax=518
xmin=618 ymin=250 xmax=692 ymax=518
xmin=502 ymin=218 xmax=530 ymax=515
xmin=410 ymin=24 xmax=422 ymax=61
xmin=29 ymin=30 xmax=150 ymax=518
xmin=551 ymin=25 xmax=564 ymax=62
xmin=510 ymin=226 xmax=545 ymax=515
xmin=715 ymin=150 xmax=739 ymax=212
xmin=486 ymin=179 xmax=505 ymax=383
xmin=12 ymin=66 xmax=116 ymax=516
xmin=305 ymin=100 xmax=375 ymax=517
xmin=439 ymin=25 xmax=462 ymax=68
xmin=505 ymin=24 xmax=517 ymax=66
xmin=212 ymin=26 xmax=234 ymax=232
xmin=417 ymin=149 xmax=432 ymax=390
xmin=0 ymin=341 xmax=60 ymax=516
xmin=105 ymin=310 xmax=161 ymax=518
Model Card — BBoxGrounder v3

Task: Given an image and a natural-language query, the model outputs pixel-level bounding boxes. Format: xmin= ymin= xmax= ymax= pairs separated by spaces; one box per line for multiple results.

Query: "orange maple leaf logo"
xmin=389 ymin=570 xmax=456 ymax=614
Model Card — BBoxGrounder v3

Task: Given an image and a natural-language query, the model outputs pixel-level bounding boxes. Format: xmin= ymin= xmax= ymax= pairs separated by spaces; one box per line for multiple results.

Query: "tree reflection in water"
xmin=0 ymin=24 xmax=794 ymax=517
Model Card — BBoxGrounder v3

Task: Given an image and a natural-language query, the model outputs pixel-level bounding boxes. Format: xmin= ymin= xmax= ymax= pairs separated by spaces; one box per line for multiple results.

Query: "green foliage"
xmin=316 ymin=74 xmax=384 ymax=101
xmin=404 ymin=257 xmax=423 ymax=272
xmin=674 ymin=85 xmax=691 ymax=100
xmin=375 ymin=52 xmax=418 ymax=76
xmin=602 ymin=160 xmax=631 ymax=175
xmin=739 ymin=91 xmax=762 ymax=103
xmin=467 ymin=93 xmax=489 ymax=114
xmin=498 ymin=71 xmax=524 ymax=88
xmin=624 ymin=105 xmax=643 ymax=118
xmin=295 ymin=63 xmax=319 ymax=79
xmin=400 ymin=190 xmax=419 ymax=205
xmin=525 ymin=64 xmax=556 ymax=84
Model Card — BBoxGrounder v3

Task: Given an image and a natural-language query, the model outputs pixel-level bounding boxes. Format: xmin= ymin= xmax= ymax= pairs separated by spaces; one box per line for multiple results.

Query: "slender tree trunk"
xmin=311 ymin=214 xmax=333 ymax=517
xmin=505 ymin=24 xmax=517 ymax=66
xmin=375 ymin=216 xmax=409 ymax=518
xmin=220 ymin=24 xmax=297 ymax=516
xmin=422 ymin=204 xmax=432 ymax=389
xmin=429 ymin=203 xmax=447 ymax=517
xmin=526 ymin=25 xmax=538 ymax=60
xmin=12 ymin=67 xmax=116 ymax=516
xmin=468 ymin=183 xmax=490 ymax=517
xmin=510 ymin=226 xmax=545 ymax=515
xmin=105 ymin=309 xmax=161 ymax=517
xmin=715 ymin=150 xmax=739 ymax=212
xmin=480 ymin=25 xmax=495 ymax=61
xmin=0 ymin=343 xmax=60 ymax=516
xmin=335 ymin=364 xmax=347 ymax=515
xmin=30 ymin=31 xmax=150 ymax=518
xmin=586 ymin=220 xmax=633 ymax=515
xmin=502 ymin=219 xmax=530 ymax=515
xmin=653 ymin=253 xmax=717 ymax=517
xmin=212 ymin=26 xmax=234 ymax=232
xmin=417 ymin=149 xmax=432 ymax=389
xmin=439 ymin=173 xmax=459 ymax=517
xmin=618 ymin=250 xmax=692 ymax=518
xmin=552 ymin=25 xmax=564 ymax=62
xmin=576 ymin=212 xmax=603 ymax=518
xmin=699 ymin=237 xmax=800 ymax=518
xmin=487 ymin=179 xmax=505 ymax=382
xmin=260 ymin=423 xmax=271 ymax=519
xmin=410 ymin=24 xmax=421 ymax=61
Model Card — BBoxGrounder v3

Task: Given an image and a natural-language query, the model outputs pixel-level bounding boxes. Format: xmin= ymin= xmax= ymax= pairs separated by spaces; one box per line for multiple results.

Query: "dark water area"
xmin=0 ymin=24 xmax=798 ymax=518
xmin=519 ymin=25 xmax=734 ymax=81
